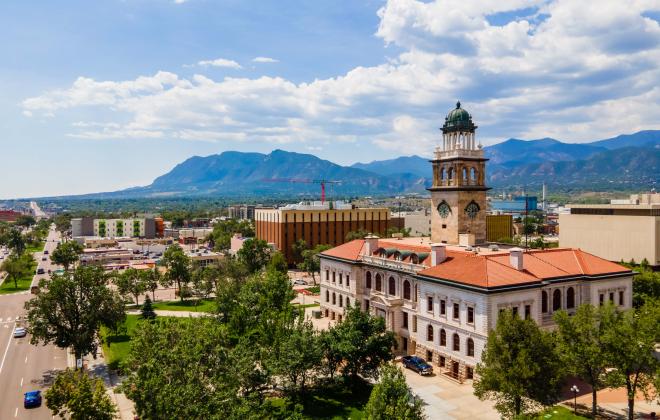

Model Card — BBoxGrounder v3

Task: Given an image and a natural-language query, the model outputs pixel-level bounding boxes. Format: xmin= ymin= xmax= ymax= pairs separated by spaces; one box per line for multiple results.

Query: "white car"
xmin=293 ymin=279 xmax=307 ymax=286
xmin=13 ymin=327 xmax=27 ymax=338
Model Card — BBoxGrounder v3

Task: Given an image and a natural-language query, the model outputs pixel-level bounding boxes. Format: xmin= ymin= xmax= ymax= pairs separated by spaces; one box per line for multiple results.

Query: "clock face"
xmin=437 ymin=201 xmax=451 ymax=218
xmin=465 ymin=201 xmax=480 ymax=219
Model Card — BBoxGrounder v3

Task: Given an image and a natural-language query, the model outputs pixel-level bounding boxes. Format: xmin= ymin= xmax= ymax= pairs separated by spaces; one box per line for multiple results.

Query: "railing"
xmin=361 ymin=255 xmax=426 ymax=273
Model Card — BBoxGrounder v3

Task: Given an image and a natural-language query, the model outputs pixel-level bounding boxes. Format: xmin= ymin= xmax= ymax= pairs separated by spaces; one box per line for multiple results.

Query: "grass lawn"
xmin=100 ymin=315 xmax=141 ymax=370
xmin=270 ymin=379 xmax=371 ymax=419
xmin=524 ymin=406 xmax=590 ymax=419
xmin=0 ymin=259 xmax=36 ymax=294
xmin=294 ymin=303 xmax=320 ymax=309
xmin=25 ymin=241 xmax=45 ymax=254
xmin=151 ymin=298 xmax=217 ymax=313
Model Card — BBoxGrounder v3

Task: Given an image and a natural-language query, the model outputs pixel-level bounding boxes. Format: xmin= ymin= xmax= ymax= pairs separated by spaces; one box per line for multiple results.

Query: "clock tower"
xmin=428 ymin=102 xmax=489 ymax=245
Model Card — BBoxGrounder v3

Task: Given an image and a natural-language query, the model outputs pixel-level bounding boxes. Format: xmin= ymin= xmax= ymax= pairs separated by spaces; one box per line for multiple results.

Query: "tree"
xmin=214 ymin=257 xmax=249 ymax=322
xmin=632 ymin=267 xmax=660 ymax=308
xmin=142 ymin=267 xmax=161 ymax=302
xmin=267 ymin=251 xmax=289 ymax=275
xmin=345 ymin=229 xmax=370 ymax=241
xmin=276 ymin=318 xmax=323 ymax=397
xmin=191 ymin=265 xmax=216 ymax=301
xmin=114 ymin=268 xmax=146 ymax=305
xmin=53 ymin=214 xmax=72 ymax=239
xmin=140 ymin=295 xmax=156 ymax=320
xmin=474 ymin=310 xmax=563 ymax=418
xmin=237 ymin=238 xmax=271 ymax=274
xmin=15 ymin=214 xmax=36 ymax=228
xmin=602 ymin=301 xmax=660 ymax=420
xmin=554 ymin=303 xmax=617 ymax=418
xmin=6 ymin=228 xmax=25 ymax=256
xmin=364 ymin=364 xmax=426 ymax=420
xmin=208 ymin=219 xmax=255 ymax=251
xmin=291 ymin=239 xmax=308 ymax=264
xmin=162 ymin=244 xmax=191 ymax=301
xmin=329 ymin=305 xmax=397 ymax=382
xmin=297 ymin=244 xmax=331 ymax=285
xmin=45 ymin=368 xmax=117 ymax=420
xmin=25 ymin=266 xmax=125 ymax=364
xmin=50 ymin=240 xmax=84 ymax=272
xmin=1 ymin=254 xmax=29 ymax=289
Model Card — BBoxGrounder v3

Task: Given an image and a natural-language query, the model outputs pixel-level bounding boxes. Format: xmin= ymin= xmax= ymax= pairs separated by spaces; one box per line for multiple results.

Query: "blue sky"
xmin=1 ymin=0 xmax=659 ymax=198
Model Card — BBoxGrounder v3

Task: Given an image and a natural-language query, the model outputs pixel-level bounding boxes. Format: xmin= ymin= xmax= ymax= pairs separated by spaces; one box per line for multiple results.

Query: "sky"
xmin=1 ymin=0 xmax=659 ymax=199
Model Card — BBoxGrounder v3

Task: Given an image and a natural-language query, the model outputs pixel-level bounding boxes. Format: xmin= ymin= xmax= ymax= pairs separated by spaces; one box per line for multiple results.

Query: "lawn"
xmin=270 ymin=378 xmax=372 ymax=419
xmin=523 ymin=406 xmax=590 ymax=419
xmin=0 ymin=259 xmax=36 ymax=294
xmin=100 ymin=315 xmax=141 ymax=370
xmin=152 ymin=298 xmax=217 ymax=313
xmin=25 ymin=241 xmax=45 ymax=254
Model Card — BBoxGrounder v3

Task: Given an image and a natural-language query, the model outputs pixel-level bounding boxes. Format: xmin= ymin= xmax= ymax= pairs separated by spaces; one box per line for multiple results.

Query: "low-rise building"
xmin=559 ymin=193 xmax=660 ymax=265
xmin=72 ymin=217 xmax=159 ymax=239
xmin=187 ymin=249 xmax=224 ymax=267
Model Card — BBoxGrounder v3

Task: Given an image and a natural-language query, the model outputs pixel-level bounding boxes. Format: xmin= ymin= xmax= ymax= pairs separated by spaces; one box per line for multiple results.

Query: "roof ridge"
xmin=528 ymin=250 xmax=573 ymax=275
xmin=572 ymin=249 xmax=588 ymax=275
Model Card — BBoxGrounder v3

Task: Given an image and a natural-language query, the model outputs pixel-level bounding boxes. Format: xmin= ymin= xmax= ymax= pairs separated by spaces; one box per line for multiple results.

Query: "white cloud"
xmin=252 ymin=56 xmax=279 ymax=63
xmin=22 ymin=0 xmax=660 ymax=155
xmin=196 ymin=58 xmax=242 ymax=69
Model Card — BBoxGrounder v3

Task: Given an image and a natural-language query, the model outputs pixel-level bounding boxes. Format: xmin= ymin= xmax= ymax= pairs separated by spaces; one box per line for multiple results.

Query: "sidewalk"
xmin=67 ymin=349 xmax=136 ymax=419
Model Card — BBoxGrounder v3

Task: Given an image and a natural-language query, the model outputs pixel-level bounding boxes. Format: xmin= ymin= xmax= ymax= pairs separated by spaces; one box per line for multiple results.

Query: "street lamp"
xmin=570 ymin=385 xmax=579 ymax=414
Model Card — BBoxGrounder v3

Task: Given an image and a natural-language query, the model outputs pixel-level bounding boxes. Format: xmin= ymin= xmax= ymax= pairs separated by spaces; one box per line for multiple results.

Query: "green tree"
xmin=50 ymin=240 xmax=84 ymax=272
xmin=267 ymin=251 xmax=289 ymax=275
xmin=113 ymin=268 xmax=146 ymax=305
xmin=297 ymin=244 xmax=331 ymax=285
xmin=364 ymin=364 xmax=426 ymax=420
xmin=214 ymin=257 xmax=249 ymax=322
xmin=191 ymin=265 xmax=216 ymax=301
xmin=15 ymin=214 xmax=36 ymax=228
xmin=237 ymin=238 xmax=271 ymax=274
xmin=554 ymin=303 xmax=617 ymax=417
xmin=53 ymin=214 xmax=72 ymax=239
xmin=0 ymin=254 xmax=29 ymax=288
xmin=162 ymin=244 xmax=191 ymax=301
xmin=142 ymin=267 xmax=161 ymax=302
xmin=276 ymin=318 xmax=322 ymax=397
xmin=330 ymin=305 xmax=397 ymax=383
xmin=140 ymin=295 xmax=156 ymax=320
xmin=7 ymin=228 xmax=25 ymax=256
xmin=474 ymin=310 xmax=563 ymax=418
xmin=602 ymin=301 xmax=660 ymax=420
xmin=345 ymin=229 xmax=370 ymax=241
xmin=632 ymin=267 xmax=660 ymax=308
xmin=291 ymin=239 xmax=308 ymax=264
xmin=45 ymin=368 xmax=117 ymax=420
xmin=208 ymin=219 xmax=255 ymax=251
xmin=25 ymin=266 xmax=125 ymax=364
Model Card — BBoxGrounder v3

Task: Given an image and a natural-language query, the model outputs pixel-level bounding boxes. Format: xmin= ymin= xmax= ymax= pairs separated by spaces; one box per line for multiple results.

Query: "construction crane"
xmin=261 ymin=178 xmax=342 ymax=203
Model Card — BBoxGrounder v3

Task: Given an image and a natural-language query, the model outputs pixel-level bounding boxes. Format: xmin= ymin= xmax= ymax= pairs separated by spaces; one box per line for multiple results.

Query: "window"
xmin=427 ymin=325 xmax=434 ymax=342
xmin=599 ymin=294 xmax=604 ymax=306
xmin=524 ymin=304 xmax=531 ymax=320
xmin=439 ymin=356 xmax=446 ymax=367
xmin=619 ymin=290 xmax=624 ymax=306
xmin=426 ymin=350 xmax=433 ymax=363
xmin=466 ymin=366 xmax=474 ymax=379
xmin=339 ymin=273 xmax=343 ymax=285
xmin=542 ymin=291 xmax=548 ymax=313
xmin=512 ymin=306 xmax=518 ymax=317
xmin=453 ymin=303 xmax=460 ymax=320
xmin=403 ymin=280 xmax=411 ymax=300
xmin=609 ymin=292 xmax=614 ymax=303
xmin=346 ymin=297 xmax=350 ymax=307
xmin=375 ymin=274 xmax=382 ymax=292
xmin=412 ymin=315 xmax=417 ymax=332
xmin=332 ymin=293 xmax=336 ymax=305
xmin=453 ymin=333 xmax=460 ymax=351
xmin=552 ymin=289 xmax=561 ymax=311
xmin=440 ymin=299 xmax=446 ymax=315
xmin=325 ymin=290 xmax=329 ymax=302
xmin=366 ymin=272 xmax=372 ymax=289
xmin=346 ymin=275 xmax=350 ymax=287
xmin=427 ymin=296 xmax=433 ymax=312
xmin=364 ymin=299 xmax=370 ymax=311
xmin=388 ymin=277 xmax=396 ymax=295
xmin=339 ymin=295 xmax=343 ymax=307
xmin=440 ymin=329 xmax=446 ymax=346
xmin=402 ymin=312 xmax=408 ymax=329
xmin=467 ymin=338 xmax=474 ymax=357
xmin=413 ymin=285 xmax=418 ymax=302
xmin=326 ymin=270 xmax=329 ymax=282
xmin=332 ymin=272 xmax=336 ymax=283
xmin=567 ymin=287 xmax=575 ymax=309
xmin=467 ymin=306 xmax=474 ymax=324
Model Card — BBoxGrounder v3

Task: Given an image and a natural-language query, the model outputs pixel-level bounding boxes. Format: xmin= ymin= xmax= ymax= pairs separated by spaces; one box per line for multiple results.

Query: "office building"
xmin=228 ymin=205 xmax=256 ymax=220
xmin=71 ymin=217 xmax=159 ymax=239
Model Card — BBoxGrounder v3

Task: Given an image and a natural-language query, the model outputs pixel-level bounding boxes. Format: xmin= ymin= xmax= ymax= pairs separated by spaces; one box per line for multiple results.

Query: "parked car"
xmin=401 ymin=356 xmax=433 ymax=375
xmin=293 ymin=279 xmax=307 ymax=285
xmin=41 ymin=256 xmax=47 ymax=261
xmin=36 ymin=268 xmax=45 ymax=275
xmin=13 ymin=327 xmax=27 ymax=338
xmin=43 ymin=250 xmax=48 ymax=255
xmin=24 ymin=390 xmax=42 ymax=408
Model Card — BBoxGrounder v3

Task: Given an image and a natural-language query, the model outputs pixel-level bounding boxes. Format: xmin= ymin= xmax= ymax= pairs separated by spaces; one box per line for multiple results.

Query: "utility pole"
xmin=524 ymin=187 xmax=529 ymax=249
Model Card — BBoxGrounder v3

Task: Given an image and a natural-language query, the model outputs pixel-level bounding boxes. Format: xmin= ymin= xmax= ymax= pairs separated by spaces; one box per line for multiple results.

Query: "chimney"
xmin=509 ymin=247 xmax=524 ymax=270
xmin=364 ymin=235 xmax=379 ymax=256
xmin=430 ymin=243 xmax=447 ymax=266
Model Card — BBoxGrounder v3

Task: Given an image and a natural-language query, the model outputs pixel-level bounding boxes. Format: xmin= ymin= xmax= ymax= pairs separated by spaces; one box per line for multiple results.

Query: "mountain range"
xmin=70 ymin=130 xmax=660 ymax=199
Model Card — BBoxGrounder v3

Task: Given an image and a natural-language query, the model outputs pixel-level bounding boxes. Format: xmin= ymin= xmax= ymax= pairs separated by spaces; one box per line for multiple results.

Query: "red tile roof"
xmin=320 ymin=239 xmax=631 ymax=289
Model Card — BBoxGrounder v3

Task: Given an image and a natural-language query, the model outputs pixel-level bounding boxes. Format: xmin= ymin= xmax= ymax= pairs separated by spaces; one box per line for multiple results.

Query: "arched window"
xmin=427 ymin=325 xmax=434 ymax=342
xmin=332 ymin=293 xmax=336 ymax=305
xmin=339 ymin=295 xmax=343 ymax=307
xmin=542 ymin=291 xmax=548 ymax=313
xmin=375 ymin=274 xmax=382 ymax=292
xmin=453 ymin=333 xmax=460 ymax=351
xmin=567 ymin=287 xmax=575 ymax=309
xmin=467 ymin=338 xmax=474 ymax=357
xmin=325 ymin=290 xmax=329 ymax=302
xmin=470 ymin=167 xmax=477 ymax=183
xmin=462 ymin=167 xmax=468 ymax=184
xmin=366 ymin=272 xmax=372 ymax=289
xmin=440 ymin=167 xmax=446 ymax=181
xmin=346 ymin=297 xmax=350 ymax=307
xmin=440 ymin=329 xmax=446 ymax=346
xmin=448 ymin=167 xmax=454 ymax=180
xmin=388 ymin=277 xmax=396 ymax=295
xmin=553 ymin=289 xmax=562 ymax=311
xmin=403 ymin=280 xmax=411 ymax=300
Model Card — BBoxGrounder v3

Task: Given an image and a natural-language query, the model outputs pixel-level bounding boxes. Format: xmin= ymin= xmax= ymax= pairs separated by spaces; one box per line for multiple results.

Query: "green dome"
xmin=442 ymin=101 xmax=477 ymax=133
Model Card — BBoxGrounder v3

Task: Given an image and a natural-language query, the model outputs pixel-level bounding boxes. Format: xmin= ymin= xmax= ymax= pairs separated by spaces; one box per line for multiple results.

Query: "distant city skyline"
xmin=1 ymin=0 xmax=659 ymax=198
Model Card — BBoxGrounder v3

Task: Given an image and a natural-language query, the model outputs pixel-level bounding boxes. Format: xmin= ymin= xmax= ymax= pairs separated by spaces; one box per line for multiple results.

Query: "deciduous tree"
xmin=45 ymin=368 xmax=117 ymax=420
xmin=364 ymin=364 xmax=425 ymax=420
xmin=113 ymin=268 xmax=146 ymax=305
xmin=162 ymin=244 xmax=191 ymax=301
xmin=50 ymin=240 xmax=84 ymax=272
xmin=298 ymin=244 xmax=331 ymax=285
xmin=237 ymin=238 xmax=271 ymax=274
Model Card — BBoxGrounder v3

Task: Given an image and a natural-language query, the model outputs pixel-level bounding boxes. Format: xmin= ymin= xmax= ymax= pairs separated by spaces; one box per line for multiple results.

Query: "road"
xmin=31 ymin=228 xmax=62 ymax=292
xmin=28 ymin=202 xmax=46 ymax=220
xmin=0 ymin=227 xmax=67 ymax=419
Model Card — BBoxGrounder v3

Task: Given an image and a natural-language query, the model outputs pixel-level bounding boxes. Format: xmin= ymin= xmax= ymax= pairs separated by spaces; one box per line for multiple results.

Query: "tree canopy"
xmin=364 ymin=364 xmax=425 ymax=420
xmin=161 ymin=244 xmax=191 ymax=301
xmin=50 ymin=240 xmax=84 ymax=271
xmin=45 ymin=368 xmax=117 ymax=420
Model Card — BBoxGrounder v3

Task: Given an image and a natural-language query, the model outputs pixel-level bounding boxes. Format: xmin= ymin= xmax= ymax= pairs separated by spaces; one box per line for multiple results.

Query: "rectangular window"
xmin=619 ymin=290 xmax=624 ymax=306
xmin=439 ymin=356 xmax=446 ymax=367
xmin=512 ymin=306 xmax=519 ymax=317
xmin=326 ymin=270 xmax=329 ymax=281
xmin=402 ymin=312 xmax=408 ymax=329
xmin=426 ymin=350 xmax=433 ymax=363
xmin=346 ymin=275 xmax=350 ymax=287
xmin=524 ymin=305 xmax=531 ymax=320
xmin=453 ymin=303 xmax=460 ymax=320
xmin=467 ymin=306 xmax=474 ymax=324
xmin=440 ymin=299 xmax=446 ymax=315
xmin=339 ymin=273 xmax=343 ymax=285
xmin=427 ymin=297 xmax=433 ymax=312
xmin=609 ymin=292 xmax=614 ymax=303
xmin=364 ymin=299 xmax=370 ymax=311
xmin=332 ymin=272 xmax=336 ymax=283
xmin=412 ymin=315 xmax=417 ymax=332
xmin=599 ymin=294 xmax=604 ymax=306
